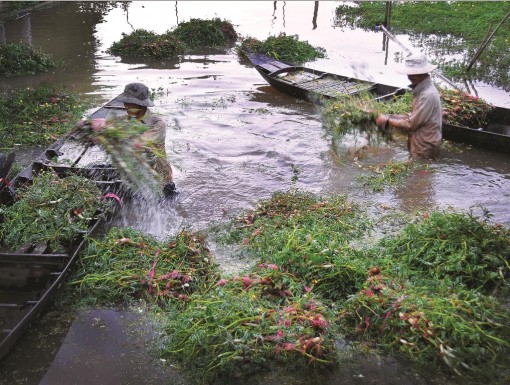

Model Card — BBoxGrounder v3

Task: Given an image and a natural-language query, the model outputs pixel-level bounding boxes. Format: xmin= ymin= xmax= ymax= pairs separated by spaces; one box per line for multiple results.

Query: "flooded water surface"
xmin=0 ymin=2 xmax=509 ymax=385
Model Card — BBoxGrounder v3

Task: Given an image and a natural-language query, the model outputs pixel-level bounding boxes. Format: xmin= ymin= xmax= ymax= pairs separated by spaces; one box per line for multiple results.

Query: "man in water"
xmin=117 ymin=82 xmax=177 ymax=196
xmin=375 ymin=53 xmax=442 ymax=160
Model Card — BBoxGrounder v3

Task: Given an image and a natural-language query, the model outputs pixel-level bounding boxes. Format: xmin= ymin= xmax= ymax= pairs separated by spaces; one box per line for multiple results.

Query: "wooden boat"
xmin=0 ymin=97 xmax=127 ymax=360
xmin=442 ymin=107 xmax=510 ymax=154
xmin=246 ymin=51 xmax=406 ymax=104
xmin=247 ymin=51 xmax=510 ymax=154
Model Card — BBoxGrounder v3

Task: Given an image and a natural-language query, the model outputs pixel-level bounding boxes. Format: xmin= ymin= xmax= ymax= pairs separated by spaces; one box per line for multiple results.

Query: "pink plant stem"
xmin=148 ymin=250 xmax=160 ymax=294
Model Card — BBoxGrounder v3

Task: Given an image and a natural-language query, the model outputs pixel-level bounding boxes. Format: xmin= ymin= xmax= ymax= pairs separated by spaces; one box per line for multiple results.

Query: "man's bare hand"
xmin=375 ymin=114 xmax=388 ymax=128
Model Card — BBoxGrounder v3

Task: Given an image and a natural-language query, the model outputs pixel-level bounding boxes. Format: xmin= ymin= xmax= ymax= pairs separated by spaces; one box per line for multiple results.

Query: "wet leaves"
xmin=440 ymin=88 xmax=494 ymax=127
xmin=0 ymin=171 xmax=108 ymax=252
xmin=238 ymin=33 xmax=326 ymax=64
xmin=108 ymin=18 xmax=238 ymax=59
xmin=67 ymin=190 xmax=510 ymax=382
xmin=221 ymin=191 xmax=510 ymax=380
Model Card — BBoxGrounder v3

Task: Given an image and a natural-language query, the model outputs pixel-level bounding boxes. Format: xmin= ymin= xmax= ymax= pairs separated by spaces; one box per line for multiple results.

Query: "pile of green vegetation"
xmin=0 ymin=171 xmax=109 ymax=253
xmin=70 ymin=227 xmax=218 ymax=306
xmin=164 ymin=265 xmax=338 ymax=383
xmin=107 ymin=18 xmax=237 ymax=59
xmin=440 ymin=88 xmax=494 ymax=127
xmin=107 ymin=29 xmax=185 ymax=59
xmin=79 ymin=117 xmax=165 ymax=197
xmin=321 ymin=86 xmax=494 ymax=145
xmin=341 ymin=210 xmax=510 ymax=376
xmin=0 ymin=42 xmax=60 ymax=77
xmin=172 ymin=18 xmax=237 ymax=49
xmin=0 ymin=85 xmax=87 ymax=148
xmin=220 ymin=192 xmax=510 ymax=381
xmin=335 ymin=2 xmax=510 ymax=90
xmin=238 ymin=33 xmax=326 ymax=64
xmin=69 ymin=190 xmax=510 ymax=383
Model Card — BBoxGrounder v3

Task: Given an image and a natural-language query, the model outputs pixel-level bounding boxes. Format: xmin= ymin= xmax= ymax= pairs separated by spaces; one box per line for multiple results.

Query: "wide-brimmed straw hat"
xmin=117 ymin=83 xmax=154 ymax=107
xmin=397 ymin=53 xmax=437 ymax=75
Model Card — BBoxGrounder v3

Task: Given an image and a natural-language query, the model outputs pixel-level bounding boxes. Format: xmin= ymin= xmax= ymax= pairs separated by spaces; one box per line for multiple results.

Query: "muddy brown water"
xmin=0 ymin=2 xmax=509 ymax=385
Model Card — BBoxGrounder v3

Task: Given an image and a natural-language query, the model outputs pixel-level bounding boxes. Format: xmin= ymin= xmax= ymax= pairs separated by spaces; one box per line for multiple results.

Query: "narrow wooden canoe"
xmin=0 ymin=97 xmax=126 ymax=361
xmin=246 ymin=51 xmax=406 ymax=104
xmin=442 ymin=106 xmax=510 ymax=154
xmin=247 ymin=51 xmax=510 ymax=154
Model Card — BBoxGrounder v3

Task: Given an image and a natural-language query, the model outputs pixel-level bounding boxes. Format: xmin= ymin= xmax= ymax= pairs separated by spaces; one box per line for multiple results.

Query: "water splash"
xmin=111 ymin=194 xmax=183 ymax=239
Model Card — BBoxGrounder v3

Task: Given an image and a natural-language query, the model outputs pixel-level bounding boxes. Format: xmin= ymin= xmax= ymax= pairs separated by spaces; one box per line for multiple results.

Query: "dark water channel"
xmin=0 ymin=2 xmax=509 ymax=384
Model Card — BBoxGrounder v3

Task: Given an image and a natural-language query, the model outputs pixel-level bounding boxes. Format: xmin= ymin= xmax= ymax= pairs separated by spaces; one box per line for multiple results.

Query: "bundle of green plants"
xmin=218 ymin=191 xmax=510 ymax=380
xmin=336 ymin=209 xmax=510 ymax=377
xmin=162 ymin=263 xmax=338 ymax=384
xmin=78 ymin=117 xmax=167 ymax=197
xmin=378 ymin=210 xmax=510 ymax=294
xmin=380 ymin=88 xmax=494 ymax=128
xmin=335 ymin=2 xmax=510 ymax=90
xmin=440 ymin=88 xmax=494 ymax=127
xmin=358 ymin=160 xmax=427 ymax=192
xmin=107 ymin=29 xmax=185 ymax=59
xmin=70 ymin=226 xmax=218 ymax=306
xmin=340 ymin=269 xmax=510 ymax=377
xmin=0 ymin=42 xmax=60 ymax=77
xmin=219 ymin=191 xmax=372 ymax=300
xmin=171 ymin=18 xmax=237 ymax=49
xmin=0 ymin=85 xmax=86 ymax=148
xmin=321 ymin=85 xmax=494 ymax=145
xmin=0 ymin=171 xmax=108 ymax=252
xmin=107 ymin=19 xmax=238 ymax=59
xmin=238 ymin=33 xmax=326 ymax=63
xmin=321 ymin=91 xmax=392 ymax=143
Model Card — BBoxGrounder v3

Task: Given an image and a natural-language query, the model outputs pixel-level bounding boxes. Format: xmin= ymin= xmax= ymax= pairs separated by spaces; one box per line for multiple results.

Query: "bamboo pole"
xmin=466 ymin=9 xmax=510 ymax=72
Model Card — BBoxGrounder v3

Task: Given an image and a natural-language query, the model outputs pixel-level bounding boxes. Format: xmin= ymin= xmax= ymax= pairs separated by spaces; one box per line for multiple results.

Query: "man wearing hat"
xmin=375 ymin=53 xmax=442 ymax=160
xmin=117 ymin=82 xmax=177 ymax=196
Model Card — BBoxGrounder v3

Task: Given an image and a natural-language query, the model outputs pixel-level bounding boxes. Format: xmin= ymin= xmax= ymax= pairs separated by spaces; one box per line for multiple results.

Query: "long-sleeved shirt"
xmin=393 ymin=77 xmax=442 ymax=160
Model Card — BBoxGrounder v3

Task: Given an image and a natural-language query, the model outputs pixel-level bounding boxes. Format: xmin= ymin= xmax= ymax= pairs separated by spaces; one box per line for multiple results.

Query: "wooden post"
xmin=312 ymin=1 xmax=319 ymax=30
xmin=384 ymin=1 xmax=392 ymax=30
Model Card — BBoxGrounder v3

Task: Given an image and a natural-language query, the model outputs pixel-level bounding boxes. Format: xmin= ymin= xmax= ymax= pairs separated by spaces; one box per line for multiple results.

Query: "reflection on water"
xmin=394 ymin=167 xmax=436 ymax=213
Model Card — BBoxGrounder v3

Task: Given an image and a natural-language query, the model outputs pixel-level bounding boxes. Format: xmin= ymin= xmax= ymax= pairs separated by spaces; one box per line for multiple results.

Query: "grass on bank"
xmin=68 ymin=190 xmax=510 ymax=384
xmin=334 ymin=1 xmax=510 ymax=90
xmin=0 ymin=85 xmax=87 ymax=149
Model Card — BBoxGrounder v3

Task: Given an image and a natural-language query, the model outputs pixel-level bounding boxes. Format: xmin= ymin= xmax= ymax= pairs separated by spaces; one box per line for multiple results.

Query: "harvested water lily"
xmin=321 ymin=91 xmax=392 ymax=144
xmin=77 ymin=117 xmax=165 ymax=197
xmin=0 ymin=171 xmax=108 ymax=252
